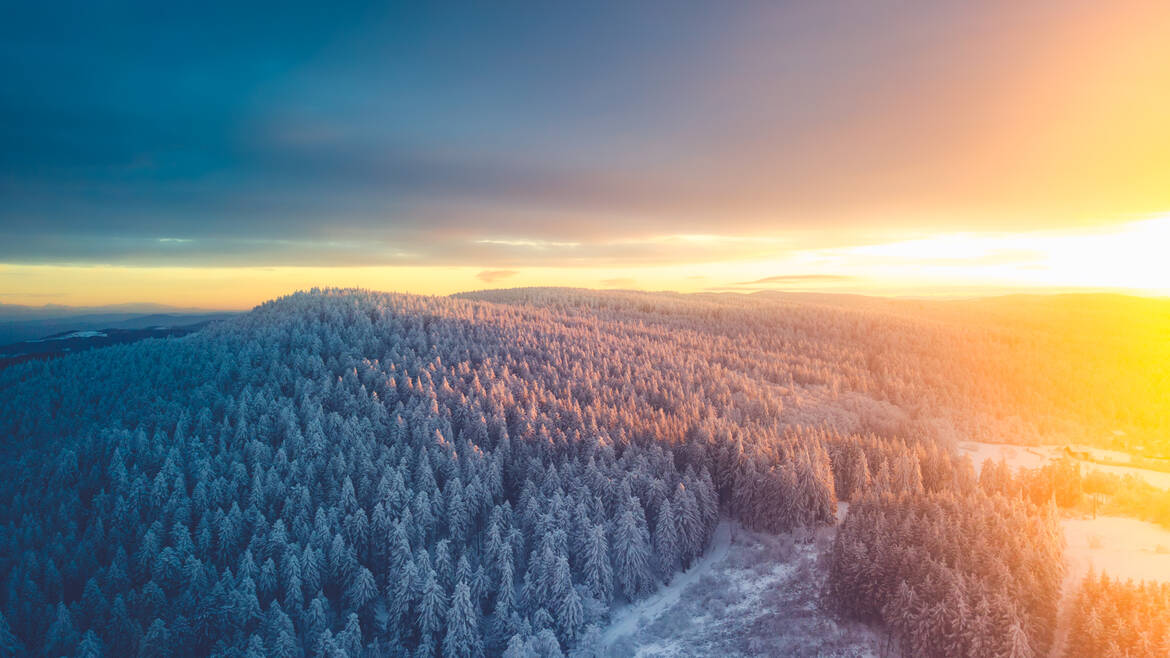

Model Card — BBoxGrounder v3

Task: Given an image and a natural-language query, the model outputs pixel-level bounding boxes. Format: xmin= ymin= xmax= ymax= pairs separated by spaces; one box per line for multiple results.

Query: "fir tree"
xmin=443 ymin=581 xmax=482 ymax=658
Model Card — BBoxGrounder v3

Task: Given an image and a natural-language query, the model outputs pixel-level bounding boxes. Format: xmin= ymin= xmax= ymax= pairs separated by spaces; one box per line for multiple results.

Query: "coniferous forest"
xmin=0 ymin=288 xmax=1166 ymax=656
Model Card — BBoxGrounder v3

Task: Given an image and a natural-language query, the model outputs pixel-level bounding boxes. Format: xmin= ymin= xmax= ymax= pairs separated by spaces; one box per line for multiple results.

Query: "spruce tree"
xmin=443 ymin=581 xmax=482 ymax=658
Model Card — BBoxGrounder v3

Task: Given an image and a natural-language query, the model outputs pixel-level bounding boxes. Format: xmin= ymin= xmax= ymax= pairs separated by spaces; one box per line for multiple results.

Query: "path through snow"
xmin=600 ymin=520 xmax=734 ymax=648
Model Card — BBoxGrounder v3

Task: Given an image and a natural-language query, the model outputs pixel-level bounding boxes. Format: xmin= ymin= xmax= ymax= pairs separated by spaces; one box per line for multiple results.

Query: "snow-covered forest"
xmin=0 ymin=288 xmax=1164 ymax=656
xmin=1064 ymin=573 xmax=1170 ymax=656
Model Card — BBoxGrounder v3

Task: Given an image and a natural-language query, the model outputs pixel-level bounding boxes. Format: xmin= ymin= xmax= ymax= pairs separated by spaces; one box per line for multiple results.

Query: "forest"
xmin=0 ymin=287 xmax=1166 ymax=656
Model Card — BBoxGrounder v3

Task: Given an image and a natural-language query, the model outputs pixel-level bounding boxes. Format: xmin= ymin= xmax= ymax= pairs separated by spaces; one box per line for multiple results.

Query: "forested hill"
xmin=0 ymin=288 xmax=1139 ymax=655
xmin=0 ymin=288 xmax=810 ymax=656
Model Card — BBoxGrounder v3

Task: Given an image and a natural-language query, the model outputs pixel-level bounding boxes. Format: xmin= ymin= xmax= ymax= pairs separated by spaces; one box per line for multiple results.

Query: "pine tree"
xmin=305 ymin=593 xmax=330 ymax=642
xmin=579 ymin=523 xmax=611 ymax=605
xmin=501 ymin=634 xmax=530 ymax=658
xmin=557 ymin=586 xmax=584 ymax=645
xmin=139 ymin=618 xmax=171 ymax=658
xmin=0 ymin=612 xmax=25 ymax=657
xmin=338 ymin=613 xmax=364 ymax=655
xmin=443 ymin=581 xmax=482 ymax=658
xmin=44 ymin=602 xmax=79 ymax=657
xmin=347 ymin=565 xmax=378 ymax=612
xmin=418 ymin=569 xmax=449 ymax=642
xmin=530 ymin=629 xmax=563 ymax=658
xmin=568 ymin=625 xmax=603 ymax=658
xmin=77 ymin=630 xmax=103 ymax=658
xmin=244 ymin=633 xmax=267 ymax=658
xmin=652 ymin=498 xmax=678 ymax=581
xmin=611 ymin=505 xmax=652 ymax=600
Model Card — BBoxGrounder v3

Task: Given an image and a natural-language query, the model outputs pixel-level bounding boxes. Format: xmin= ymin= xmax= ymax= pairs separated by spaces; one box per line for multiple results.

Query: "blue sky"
xmin=2 ymin=1 xmax=1169 ymax=304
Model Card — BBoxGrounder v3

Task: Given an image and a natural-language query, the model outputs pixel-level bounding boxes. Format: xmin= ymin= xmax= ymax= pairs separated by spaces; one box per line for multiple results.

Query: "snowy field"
xmin=1063 ymin=516 xmax=1170 ymax=584
xmin=1048 ymin=516 xmax=1170 ymax=655
xmin=602 ymin=521 xmax=881 ymax=657
xmin=958 ymin=441 xmax=1170 ymax=490
xmin=962 ymin=441 xmax=1170 ymax=656
xmin=958 ymin=441 xmax=1170 ymax=581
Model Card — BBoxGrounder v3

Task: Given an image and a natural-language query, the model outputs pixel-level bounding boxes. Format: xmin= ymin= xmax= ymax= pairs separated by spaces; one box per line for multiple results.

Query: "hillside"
xmin=0 ymin=309 xmax=237 ymax=344
xmin=0 ymin=288 xmax=1161 ymax=656
xmin=0 ymin=316 xmax=234 ymax=370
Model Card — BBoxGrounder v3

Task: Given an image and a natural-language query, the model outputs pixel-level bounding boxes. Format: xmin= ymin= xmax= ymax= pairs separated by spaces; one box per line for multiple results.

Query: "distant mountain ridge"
xmin=0 ymin=311 xmax=237 ymax=344
xmin=0 ymin=301 xmax=228 ymax=321
xmin=0 ymin=314 xmax=236 ymax=368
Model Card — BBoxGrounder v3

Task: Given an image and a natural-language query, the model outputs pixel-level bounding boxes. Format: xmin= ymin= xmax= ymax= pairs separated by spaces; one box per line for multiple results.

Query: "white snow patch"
xmin=50 ymin=330 xmax=107 ymax=340
xmin=959 ymin=441 xmax=1049 ymax=470
xmin=722 ymin=561 xmax=797 ymax=614
xmin=1050 ymin=516 xmax=1170 ymax=657
xmin=836 ymin=501 xmax=850 ymax=524
xmin=602 ymin=520 xmax=882 ymax=657
xmin=601 ymin=521 xmax=733 ymax=648
xmin=633 ymin=639 xmax=684 ymax=657
xmin=959 ymin=441 xmax=1170 ymax=491
xmin=1063 ymin=516 xmax=1170 ymax=584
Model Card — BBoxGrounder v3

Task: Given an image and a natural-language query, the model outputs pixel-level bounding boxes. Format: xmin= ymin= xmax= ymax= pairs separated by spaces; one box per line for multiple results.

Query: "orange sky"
xmin=2 ymin=1 xmax=1169 ymax=308
xmin=3 ymin=214 xmax=1168 ymax=309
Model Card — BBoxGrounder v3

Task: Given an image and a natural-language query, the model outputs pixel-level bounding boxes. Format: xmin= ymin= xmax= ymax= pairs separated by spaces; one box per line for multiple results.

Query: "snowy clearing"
xmin=601 ymin=521 xmax=733 ymax=648
xmin=1049 ymin=515 xmax=1170 ymax=656
xmin=603 ymin=520 xmax=881 ymax=657
xmin=959 ymin=441 xmax=1170 ymax=490
xmin=51 ymin=330 xmax=107 ymax=340
xmin=1063 ymin=515 xmax=1170 ymax=584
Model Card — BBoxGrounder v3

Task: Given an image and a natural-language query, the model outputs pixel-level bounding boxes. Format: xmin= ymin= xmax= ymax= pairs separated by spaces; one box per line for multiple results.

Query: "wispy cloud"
xmin=601 ymin=277 xmax=635 ymax=288
xmin=475 ymin=239 xmax=581 ymax=249
xmin=476 ymin=269 xmax=518 ymax=283
xmin=734 ymin=274 xmax=855 ymax=286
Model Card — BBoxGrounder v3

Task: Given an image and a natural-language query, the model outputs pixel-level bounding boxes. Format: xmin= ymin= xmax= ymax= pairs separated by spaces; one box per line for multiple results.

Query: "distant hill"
xmin=0 ymin=311 xmax=237 ymax=344
xmin=0 ymin=301 xmax=226 ymax=320
xmin=0 ymin=315 xmax=234 ymax=368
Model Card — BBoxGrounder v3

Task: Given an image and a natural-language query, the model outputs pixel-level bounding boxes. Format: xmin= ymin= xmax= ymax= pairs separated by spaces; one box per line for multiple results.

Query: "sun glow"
xmin=2 ymin=216 xmax=1168 ymax=308
xmin=796 ymin=214 xmax=1170 ymax=296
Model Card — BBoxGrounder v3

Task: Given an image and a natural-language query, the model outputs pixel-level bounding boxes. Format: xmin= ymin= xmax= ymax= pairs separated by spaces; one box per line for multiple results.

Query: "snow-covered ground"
xmin=961 ymin=440 xmax=1170 ymax=652
xmin=958 ymin=441 xmax=1170 ymax=490
xmin=1048 ymin=515 xmax=1170 ymax=656
xmin=965 ymin=437 xmax=1170 ymax=656
xmin=959 ymin=441 xmax=1049 ymax=470
xmin=600 ymin=521 xmax=734 ymax=648
xmin=1063 ymin=516 xmax=1170 ymax=583
xmin=52 ymin=330 xmax=107 ymax=340
xmin=601 ymin=519 xmax=880 ymax=657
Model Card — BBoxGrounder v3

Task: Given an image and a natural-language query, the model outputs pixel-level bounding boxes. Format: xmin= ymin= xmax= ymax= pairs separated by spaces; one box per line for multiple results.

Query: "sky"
xmin=2 ymin=0 xmax=1170 ymax=308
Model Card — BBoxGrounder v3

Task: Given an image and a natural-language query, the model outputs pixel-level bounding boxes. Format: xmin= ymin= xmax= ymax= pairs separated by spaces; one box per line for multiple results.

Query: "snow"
xmin=1069 ymin=445 xmax=1133 ymax=464
xmin=958 ymin=441 xmax=1049 ymax=470
xmin=601 ymin=521 xmax=733 ymax=648
xmin=1074 ymin=460 xmax=1170 ymax=490
xmin=1049 ymin=516 xmax=1170 ymax=656
xmin=601 ymin=519 xmax=881 ymax=657
xmin=50 ymin=330 xmax=107 ymax=340
xmin=959 ymin=441 xmax=1170 ymax=490
xmin=633 ymin=639 xmax=684 ymax=657
xmin=1063 ymin=516 xmax=1170 ymax=584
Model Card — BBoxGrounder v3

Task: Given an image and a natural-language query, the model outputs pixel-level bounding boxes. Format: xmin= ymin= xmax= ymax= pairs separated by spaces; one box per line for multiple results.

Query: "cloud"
xmin=734 ymin=274 xmax=855 ymax=286
xmin=476 ymin=269 xmax=518 ymax=283
xmin=601 ymin=278 xmax=635 ymax=288
xmin=4 ymin=2 xmax=1166 ymax=271
xmin=703 ymin=273 xmax=858 ymax=293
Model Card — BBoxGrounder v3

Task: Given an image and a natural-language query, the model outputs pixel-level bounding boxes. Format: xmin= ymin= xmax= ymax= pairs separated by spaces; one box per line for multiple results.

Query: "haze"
xmin=3 ymin=1 xmax=1170 ymax=307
